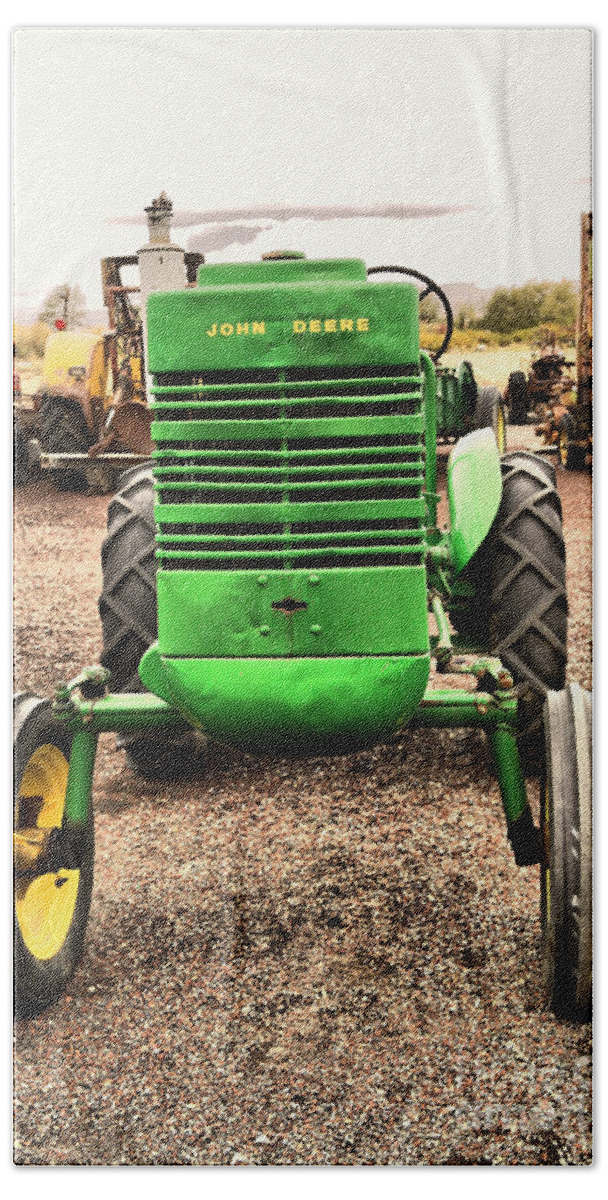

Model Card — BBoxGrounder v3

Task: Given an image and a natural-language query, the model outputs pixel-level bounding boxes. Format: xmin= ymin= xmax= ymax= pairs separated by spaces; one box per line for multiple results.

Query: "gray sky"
xmin=13 ymin=27 xmax=592 ymax=314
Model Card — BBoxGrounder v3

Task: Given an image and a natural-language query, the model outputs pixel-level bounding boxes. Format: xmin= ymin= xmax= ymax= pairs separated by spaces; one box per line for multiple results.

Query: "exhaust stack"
xmin=138 ymin=193 xmax=187 ymax=386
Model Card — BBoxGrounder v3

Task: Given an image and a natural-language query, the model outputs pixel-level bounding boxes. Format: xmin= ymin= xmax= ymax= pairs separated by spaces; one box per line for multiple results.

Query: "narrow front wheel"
xmin=541 ymin=683 xmax=592 ymax=1022
xmin=14 ymin=696 xmax=94 ymax=1017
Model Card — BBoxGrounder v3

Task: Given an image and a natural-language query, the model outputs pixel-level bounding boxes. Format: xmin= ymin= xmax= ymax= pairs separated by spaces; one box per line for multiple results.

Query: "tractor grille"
xmin=151 ymin=365 xmax=425 ymax=570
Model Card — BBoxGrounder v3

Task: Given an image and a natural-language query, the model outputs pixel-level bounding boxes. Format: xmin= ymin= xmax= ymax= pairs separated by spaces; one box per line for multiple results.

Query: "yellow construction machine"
xmin=15 ymin=194 xmax=202 ymax=492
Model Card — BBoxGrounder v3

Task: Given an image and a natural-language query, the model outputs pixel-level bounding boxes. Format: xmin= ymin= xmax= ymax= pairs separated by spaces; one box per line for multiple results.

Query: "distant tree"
xmin=539 ymin=280 xmax=578 ymax=327
xmin=482 ymin=282 xmax=546 ymax=333
xmin=419 ymin=294 xmax=440 ymax=323
xmin=481 ymin=280 xmax=578 ymax=335
xmin=38 ymin=284 xmax=87 ymax=329
xmin=456 ymin=305 xmax=476 ymax=330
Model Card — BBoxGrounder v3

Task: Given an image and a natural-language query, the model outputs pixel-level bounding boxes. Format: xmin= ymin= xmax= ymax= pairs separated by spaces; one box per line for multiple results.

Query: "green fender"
xmin=447 ymin=427 xmax=503 ymax=574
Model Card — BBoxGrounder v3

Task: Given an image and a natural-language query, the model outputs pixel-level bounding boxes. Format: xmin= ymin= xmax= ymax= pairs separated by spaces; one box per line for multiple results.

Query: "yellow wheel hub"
xmin=15 ymin=744 xmax=79 ymax=961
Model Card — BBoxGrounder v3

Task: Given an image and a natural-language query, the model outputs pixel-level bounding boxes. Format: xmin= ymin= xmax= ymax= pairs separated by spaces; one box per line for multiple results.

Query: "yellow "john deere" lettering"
xmin=206 ymin=322 xmax=266 ymax=337
xmin=293 ymin=318 xmax=369 ymax=333
xmin=204 ymin=317 xmax=370 ymax=338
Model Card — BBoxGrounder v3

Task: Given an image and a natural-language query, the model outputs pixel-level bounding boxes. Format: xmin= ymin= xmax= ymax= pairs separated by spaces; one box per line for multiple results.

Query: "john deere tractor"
xmin=14 ymin=252 xmax=590 ymax=1024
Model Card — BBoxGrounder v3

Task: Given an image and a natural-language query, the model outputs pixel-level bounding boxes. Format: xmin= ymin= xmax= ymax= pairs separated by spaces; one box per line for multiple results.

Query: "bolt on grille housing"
xmin=145 ymin=261 xmax=431 ymax=665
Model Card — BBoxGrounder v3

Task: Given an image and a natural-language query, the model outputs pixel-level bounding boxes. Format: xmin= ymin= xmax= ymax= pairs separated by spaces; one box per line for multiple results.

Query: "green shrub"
xmin=421 ymin=323 xmax=576 ymax=354
xmin=480 ymin=281 xmax=577 ymax=335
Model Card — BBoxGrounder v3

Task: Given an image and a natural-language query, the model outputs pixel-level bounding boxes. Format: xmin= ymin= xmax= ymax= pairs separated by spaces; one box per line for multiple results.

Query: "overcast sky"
xmin=13 ymin=27 xmax=592 ymax=314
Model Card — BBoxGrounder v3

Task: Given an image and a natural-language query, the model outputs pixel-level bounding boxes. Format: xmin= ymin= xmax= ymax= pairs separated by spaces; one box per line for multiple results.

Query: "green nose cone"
xmin=150 ymin=654 xmax=430 ymax=757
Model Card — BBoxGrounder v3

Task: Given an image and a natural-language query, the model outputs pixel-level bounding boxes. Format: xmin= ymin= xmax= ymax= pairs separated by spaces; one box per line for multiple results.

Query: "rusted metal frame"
xmin=40 ymin=451 xmax=151 ymax=469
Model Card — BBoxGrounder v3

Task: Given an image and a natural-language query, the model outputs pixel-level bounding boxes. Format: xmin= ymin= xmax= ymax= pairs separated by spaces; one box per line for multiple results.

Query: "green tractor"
xmin=14 ymin=254 xmax=590 ymax=1024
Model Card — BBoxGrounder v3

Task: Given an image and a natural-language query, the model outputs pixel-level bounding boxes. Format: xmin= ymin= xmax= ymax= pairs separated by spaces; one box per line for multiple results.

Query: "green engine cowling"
xmin=141 ymin=256 xmax=433 ymax=755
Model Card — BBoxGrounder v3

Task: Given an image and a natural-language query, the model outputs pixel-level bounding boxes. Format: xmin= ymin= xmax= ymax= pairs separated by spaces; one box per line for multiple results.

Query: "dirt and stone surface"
xmin=13 ymin=438 xmax=592 ymax=1166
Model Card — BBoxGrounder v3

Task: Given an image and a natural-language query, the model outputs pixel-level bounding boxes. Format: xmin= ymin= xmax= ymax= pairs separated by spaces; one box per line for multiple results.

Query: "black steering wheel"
xmin=367 ymin=265 xmax=454 ymax=362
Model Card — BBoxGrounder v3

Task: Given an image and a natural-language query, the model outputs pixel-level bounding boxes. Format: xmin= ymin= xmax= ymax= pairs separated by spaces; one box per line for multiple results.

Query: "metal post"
xmin=489 ymin=725 xmax=542 ymax=866
xmin=430 ymin=593 xmax=452 ymax=666
xmin=64 ymin=729 xmax=98 ymax=826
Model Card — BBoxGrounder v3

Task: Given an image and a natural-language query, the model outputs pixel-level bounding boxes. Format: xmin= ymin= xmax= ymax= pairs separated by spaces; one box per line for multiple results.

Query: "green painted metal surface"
xmin=146 ymin=277 xmax=419 ymax=373
xmin=152 ymin=412 xmax=424 ymax=445
xmin=149 ymin=274 xmax=428 ymax=671
xmin=140 ymin=254 xmax=506 ymax=759
xmin=155 ymin=654 xmax=431 ymax=756
xmin=409 ymin=690 xmax=518 ymax=727
xmin=138 ymin=643 xmax=173 ymax=703
xmin=489 ymin=725 xmax=529 ymax=824
xmin=62 ymin=684 xmax=519 ymax=736
xmin=156 ymin=567 xmax=430 ymax=658
xmin=64 ymin=729 xmax=98 ymax=825
xmin=434 ymin=359 xmax=477 ymax=437
xmin=196 ymin=258 xmax=368 ymax=287
xmin=420 ymin=351 xmax=438 ymax=526
xmin=447 ymin=428 xmax=503 ymax=574
xmin=61 ymin=692 xmax=191 ymax=734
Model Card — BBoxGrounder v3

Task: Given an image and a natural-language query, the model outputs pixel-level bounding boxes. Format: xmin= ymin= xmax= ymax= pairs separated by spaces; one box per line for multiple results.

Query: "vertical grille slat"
xmin=152 ymin=365 xmax=425 ymax=570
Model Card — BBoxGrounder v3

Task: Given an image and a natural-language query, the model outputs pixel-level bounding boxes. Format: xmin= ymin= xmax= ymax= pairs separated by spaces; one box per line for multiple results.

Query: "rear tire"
xmin=39 ymin=395 xmax=92 ymax=492
xmin=98 ymin=466 xmax=205 ymax=779
xmin=453 ymin=453 xmax=567 ymax=754
xmin=14 ymin=695 xmax=94 ymax=1017
xmin=14 ymin=417 xmax=30 ymax=487
xmin=475 ymin=385 xmax=507 ymax=453
xmin=506 ymin=370 xmax=529 ymax=424
xmin=99 ymin=465 xmax=157 ymax=693
xmin=541 ymin=684 xmax=592 ymax=1022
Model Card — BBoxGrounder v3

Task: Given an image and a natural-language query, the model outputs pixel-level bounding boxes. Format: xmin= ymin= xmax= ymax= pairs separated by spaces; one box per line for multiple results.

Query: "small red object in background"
xmin=55 ymin=319 xmax=66 ymax=331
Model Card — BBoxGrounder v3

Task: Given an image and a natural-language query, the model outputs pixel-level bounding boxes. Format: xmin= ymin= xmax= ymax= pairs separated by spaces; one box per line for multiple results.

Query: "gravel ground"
xmin=13 ymin=441 xmax=592 ymax=1166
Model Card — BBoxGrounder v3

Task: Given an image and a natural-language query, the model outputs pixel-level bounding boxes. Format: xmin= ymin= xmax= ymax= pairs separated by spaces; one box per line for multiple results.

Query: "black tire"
xmin=541 ymin=684 xmax=592 ymax=1022
xmin=14 ymin=695 xmax=94 ymax=1017
xmin=39 ymin=395 xmax=93 ymax=492
xmin=528 ymin=456 xmax=557 ymax=486
xmin=557 ymin=413 xmax=586 ymax=471
xmin=506 ymin=371 xmax=529 ymax=424
xmin=98 ymin=466 xmax=205 ymax=779
xmin=14 ymin=417 xmax=30 ymax=487
xmin=453 ymin=453 xmax=567 ymax=749
xmin=99 ymin=465 xmax=157 ymax=693
xmin=122 ymin=732 xmax=207 ymax=781
xmin=475 ymin=385 xmax=507 ymax=453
